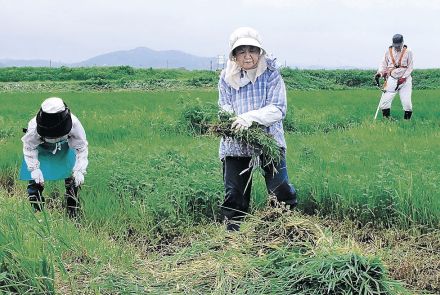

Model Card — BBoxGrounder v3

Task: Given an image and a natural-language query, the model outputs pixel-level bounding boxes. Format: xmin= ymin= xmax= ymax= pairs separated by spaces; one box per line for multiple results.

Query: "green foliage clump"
xmin=260 ymin=252 xmax=397 ymax=294
xmin=185 ymin=75 xmax=217 ymax=87
xmin=179 ymin=99 xmax=218 ymax=135
xmin=0 ymin=127 xmax=14 ymax=140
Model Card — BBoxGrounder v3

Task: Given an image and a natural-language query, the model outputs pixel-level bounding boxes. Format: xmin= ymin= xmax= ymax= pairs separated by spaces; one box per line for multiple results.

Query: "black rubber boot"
xmin=27 ymin=181 xmax=44 ymax=211
xmin=225 ymin=218 xmax=241 ymax=231
xmin=65 ymin=177 xmax=80 ymax=218
xmin=404 ymin=111 xmax=412 ymax=120
xmin=382 ymin=108 xmax=391 ymax=118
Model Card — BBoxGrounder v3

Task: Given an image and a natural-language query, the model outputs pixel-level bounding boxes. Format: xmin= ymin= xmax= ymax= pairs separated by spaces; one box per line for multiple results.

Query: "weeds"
xmin=179 ymin=99 xmax=217 ymax=135
xmin=209 ymin=111 xmax=282 ymax=165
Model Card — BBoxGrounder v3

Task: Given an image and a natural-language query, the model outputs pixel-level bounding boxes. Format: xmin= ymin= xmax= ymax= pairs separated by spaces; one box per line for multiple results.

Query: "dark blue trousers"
xmin=27 ymin=177 xmax=79 ymax=217
xmin=221 ymin=153 xmax=297 ymax=221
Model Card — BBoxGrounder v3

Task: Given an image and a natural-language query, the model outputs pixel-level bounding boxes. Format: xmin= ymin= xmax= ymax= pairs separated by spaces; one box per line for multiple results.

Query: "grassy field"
xmin=2 ymin=66 xmax=440 ymax=92
xmin=1 ymin=89 xmax=439 ymax=294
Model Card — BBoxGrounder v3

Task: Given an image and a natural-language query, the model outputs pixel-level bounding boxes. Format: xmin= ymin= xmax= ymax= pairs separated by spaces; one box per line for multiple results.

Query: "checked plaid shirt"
xmin=218 ymin=59 xmax=287 ymax=159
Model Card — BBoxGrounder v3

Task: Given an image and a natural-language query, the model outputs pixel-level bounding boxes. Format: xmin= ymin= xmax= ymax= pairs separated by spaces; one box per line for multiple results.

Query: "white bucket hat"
xmin=228 ymin=27 xmax=266 ymax=60
xmin=41 ymin=97 xmax=66 ymax=113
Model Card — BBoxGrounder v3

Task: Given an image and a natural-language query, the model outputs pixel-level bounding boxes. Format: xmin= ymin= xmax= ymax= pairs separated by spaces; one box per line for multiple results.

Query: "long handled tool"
xmin=374 ymin=75 xmax=386 ymax=120
xmin=374 ymin=100 xmax=381 ymax=120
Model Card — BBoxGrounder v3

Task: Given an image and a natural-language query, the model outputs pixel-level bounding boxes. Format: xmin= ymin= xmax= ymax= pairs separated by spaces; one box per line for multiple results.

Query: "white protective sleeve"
xmin=68 ymin=115 xmax=89 ymax=175
xmin=239 ymin=104 xmax=283 ymax=127
xmin=22 ymin=118 xmax=43 ymax=171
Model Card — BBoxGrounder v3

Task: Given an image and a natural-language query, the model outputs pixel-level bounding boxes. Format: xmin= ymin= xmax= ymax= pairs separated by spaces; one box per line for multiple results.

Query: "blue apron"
xmin=19 ymin=140 xmax=76 ymax=181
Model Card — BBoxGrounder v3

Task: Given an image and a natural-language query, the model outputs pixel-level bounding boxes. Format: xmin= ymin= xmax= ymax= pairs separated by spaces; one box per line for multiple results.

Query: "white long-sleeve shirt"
xmin=22 ymin=114 xmax=88 ymax=174
xmin=378 ymin=45 xmax=414 ymax=79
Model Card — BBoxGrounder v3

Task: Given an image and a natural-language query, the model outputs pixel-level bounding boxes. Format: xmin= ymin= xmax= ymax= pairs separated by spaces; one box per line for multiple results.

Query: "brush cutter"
xmin=374 ymin=74 xmax=386 ymax=120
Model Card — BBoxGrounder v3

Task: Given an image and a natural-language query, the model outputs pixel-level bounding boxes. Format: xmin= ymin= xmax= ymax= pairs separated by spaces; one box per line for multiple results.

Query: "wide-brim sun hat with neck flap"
xmin=228 ymin=27 xmax=266 ymax=60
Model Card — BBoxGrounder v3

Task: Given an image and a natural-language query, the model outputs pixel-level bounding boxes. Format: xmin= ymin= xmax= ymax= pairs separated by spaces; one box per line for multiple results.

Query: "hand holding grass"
xmin=230 ymin=116 xmax=252 ymax=132
xmin=210 ymin=111 xmax=282 ymax=166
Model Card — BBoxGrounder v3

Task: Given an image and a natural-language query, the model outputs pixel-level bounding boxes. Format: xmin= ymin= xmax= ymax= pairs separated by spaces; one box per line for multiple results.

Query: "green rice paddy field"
xmin=1 ymin=89 xmax=439 ymax=294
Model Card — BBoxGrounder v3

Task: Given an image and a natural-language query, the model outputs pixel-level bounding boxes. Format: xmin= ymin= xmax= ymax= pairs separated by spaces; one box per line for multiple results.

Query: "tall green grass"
xmin=1 ymin=89 xmax=439 ymax=293
xmin=1 ymin=90 xmax=439 ymax=232
xmin=0 ymin=190 xmax=147 ymax=293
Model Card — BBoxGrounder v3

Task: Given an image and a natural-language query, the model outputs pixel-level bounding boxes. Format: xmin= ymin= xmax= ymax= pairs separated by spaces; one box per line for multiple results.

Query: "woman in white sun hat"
xmin=20 ymin=97 xmax=88 ymax=218
xmin=218 ymin=27 xmax=297 ymax=231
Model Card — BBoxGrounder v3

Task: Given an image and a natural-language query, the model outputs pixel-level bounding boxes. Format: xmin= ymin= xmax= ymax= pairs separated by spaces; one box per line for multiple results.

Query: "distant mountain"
xmin=74 ymin=47 xmax=217 ymax=70
xmin=0 ymin=47 xmax=218 ymax=70
xmin=0 ymin=49 xmax=370 ymax=70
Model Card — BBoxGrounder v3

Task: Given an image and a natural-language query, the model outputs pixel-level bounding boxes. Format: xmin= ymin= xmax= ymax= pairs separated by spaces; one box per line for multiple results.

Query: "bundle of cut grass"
xmin=254 ymin=251 xmax=401 ymax=295
xmin=232 ymin=207 xmax=405 ymax=294
xmin=247 ymin=205 xmax=324 ymax=251
xmin=140 ymin=206 xmax=406 ymax=294
xmin=209 ymin=111 xmax=282 ymax=166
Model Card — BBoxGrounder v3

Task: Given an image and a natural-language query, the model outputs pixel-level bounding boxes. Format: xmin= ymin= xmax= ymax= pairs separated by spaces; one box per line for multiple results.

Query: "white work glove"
xmin=230 ymin=105 xmax=283 ymax=132
xmin=238 ymin=105 xmax=283 ymax=128
xmin=72 ymin=171 xmax=84 ymax=187
xmin=31 ymin=169 xmax=44 ymax=184
xmin=231 ymin=116 xmax=252 ymax=132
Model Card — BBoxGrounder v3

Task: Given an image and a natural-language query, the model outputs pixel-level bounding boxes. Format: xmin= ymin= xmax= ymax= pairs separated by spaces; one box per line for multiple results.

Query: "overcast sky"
xmin=1 ymin=0 xmax=439 ymax=68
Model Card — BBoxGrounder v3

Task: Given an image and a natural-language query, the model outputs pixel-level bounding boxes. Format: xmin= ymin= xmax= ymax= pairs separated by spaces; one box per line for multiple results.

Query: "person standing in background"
xmin=375 ymin=34 xmax=414 ymax=119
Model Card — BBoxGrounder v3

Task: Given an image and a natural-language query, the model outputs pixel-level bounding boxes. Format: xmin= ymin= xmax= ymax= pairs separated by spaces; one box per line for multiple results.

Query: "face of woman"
xmin=233 ymin=45 xmax=261 ymax=70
